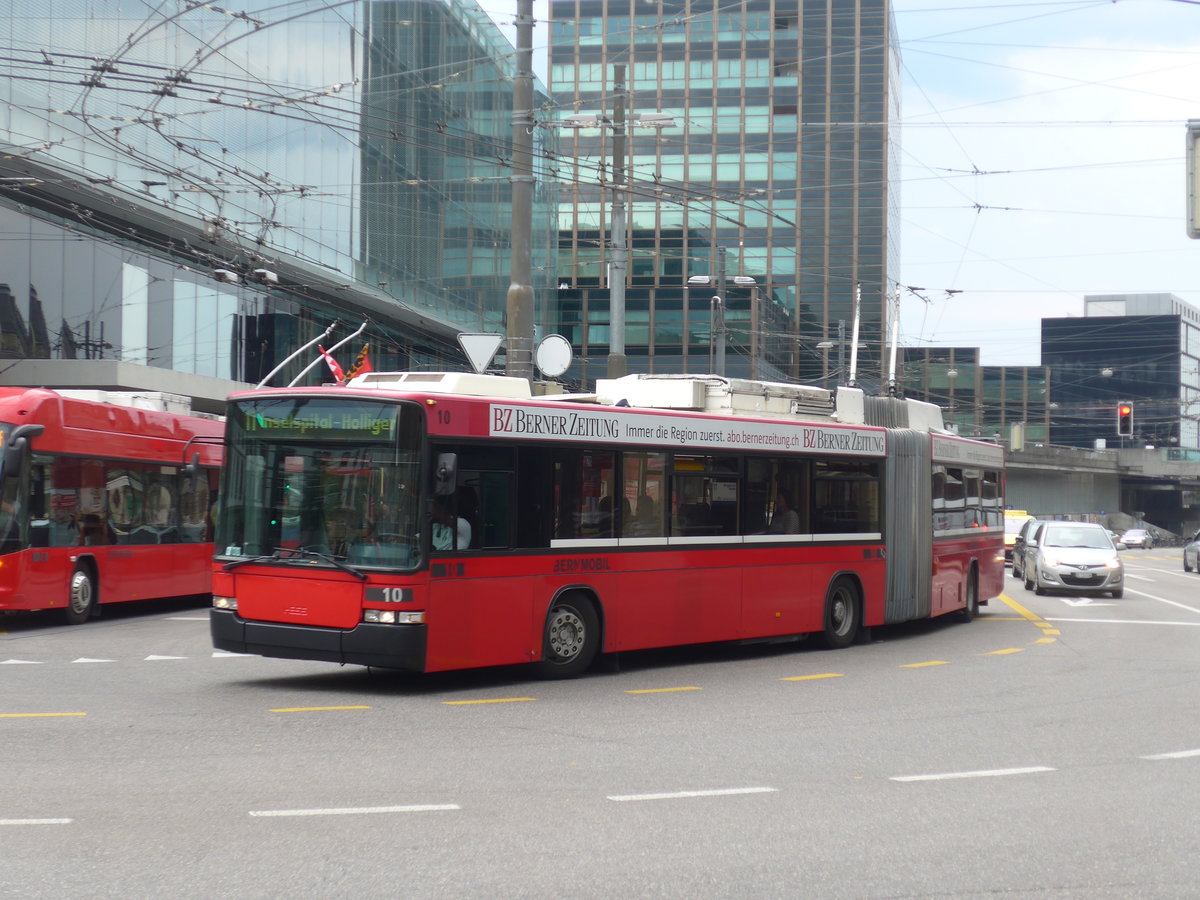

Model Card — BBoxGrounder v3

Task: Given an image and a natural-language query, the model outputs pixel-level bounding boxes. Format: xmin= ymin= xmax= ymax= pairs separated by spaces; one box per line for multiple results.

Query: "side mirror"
xmin=434 ymin=453 xmax=457 ymax=496
xmin=3 ymin=423 xmax=45 ymax=472
xmin=1115 ymin=542 xmax=1126 ymax=551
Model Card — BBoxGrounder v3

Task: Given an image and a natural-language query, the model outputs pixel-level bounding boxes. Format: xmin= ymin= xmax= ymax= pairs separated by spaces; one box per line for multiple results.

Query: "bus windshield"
xmin=0 ymin=423 xmax=22 ymax=554
xmin=216 ymin=397 xmax=423 ymax=569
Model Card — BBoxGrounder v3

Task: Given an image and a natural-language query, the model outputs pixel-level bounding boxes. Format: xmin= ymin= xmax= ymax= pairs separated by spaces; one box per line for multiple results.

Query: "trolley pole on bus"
xmin=505 ymin=0 xmax=535 ymax=383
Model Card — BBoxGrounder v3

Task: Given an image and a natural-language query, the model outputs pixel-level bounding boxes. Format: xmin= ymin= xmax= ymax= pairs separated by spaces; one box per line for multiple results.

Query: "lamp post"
xmin=688 ymin=265 xmax=756 ymax=377
xmin=562 ymin=96 xmax=674 ymax=380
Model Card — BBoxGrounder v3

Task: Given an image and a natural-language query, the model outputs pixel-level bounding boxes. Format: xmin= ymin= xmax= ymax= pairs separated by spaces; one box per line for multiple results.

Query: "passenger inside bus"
xmin=432 ymin=495 xmax=471 ymax=550
xmin=766 ymin=490 xmax=800 ymax=534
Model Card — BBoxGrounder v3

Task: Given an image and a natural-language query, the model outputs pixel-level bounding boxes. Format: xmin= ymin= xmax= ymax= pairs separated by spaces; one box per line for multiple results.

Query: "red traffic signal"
xmin=1116 ymin=402 xmax=1134 ymax=437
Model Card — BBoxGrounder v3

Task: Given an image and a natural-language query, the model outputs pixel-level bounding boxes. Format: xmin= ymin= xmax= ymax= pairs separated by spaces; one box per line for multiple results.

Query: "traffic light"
xmin=1116 ymin=402 xmax=1134 ymax=437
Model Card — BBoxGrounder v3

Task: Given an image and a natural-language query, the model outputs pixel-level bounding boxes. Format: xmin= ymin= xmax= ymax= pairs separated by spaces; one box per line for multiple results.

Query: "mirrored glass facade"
xmin=0 ymin=0 xmax=557 ymax=389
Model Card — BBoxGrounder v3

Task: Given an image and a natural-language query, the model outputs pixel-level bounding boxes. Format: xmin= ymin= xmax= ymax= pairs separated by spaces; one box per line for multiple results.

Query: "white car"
xmin=1120 ymin=528 xmax=1153 ymax=549
xmin=1023 ymin=522 xmax=1124 ymax=599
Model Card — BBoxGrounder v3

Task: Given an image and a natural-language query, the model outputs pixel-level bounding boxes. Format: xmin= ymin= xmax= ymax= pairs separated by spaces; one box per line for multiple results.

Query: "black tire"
xmin=819 ymin=578 xmax=860 ymax=650
xmin=534 ymin=596 xmax=599 ymax=679
xmin=1023 ymin=570 xmax=1035 ymax=592
xmin=1184 ymin=555 xmax=1192 ymax=573
xmin=64 ymin=564 xmax=96 ymax=625
xmin=1111 ymin=589 xmax=1123 ymax=599
xmin=957 ymin=571 xmax=979 ymax=623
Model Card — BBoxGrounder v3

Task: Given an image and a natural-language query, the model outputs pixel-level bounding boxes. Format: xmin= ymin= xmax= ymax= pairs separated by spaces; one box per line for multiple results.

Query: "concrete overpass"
xmin=1006 ymin=442 xmax=1200 ymax=538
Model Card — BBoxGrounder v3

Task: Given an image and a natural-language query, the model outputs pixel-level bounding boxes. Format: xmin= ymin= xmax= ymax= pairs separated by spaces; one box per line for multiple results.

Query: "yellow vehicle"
xmin=1004 ymin=510 xmax=1034 ymax=564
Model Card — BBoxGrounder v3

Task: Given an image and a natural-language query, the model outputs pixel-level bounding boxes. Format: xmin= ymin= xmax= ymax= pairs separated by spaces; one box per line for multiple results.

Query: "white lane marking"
xmin=607 ymin=787 xmax=778 ymax=802
xmin=1140 ymin=749 xmax=1200 ymax=761
xmin=1045 ymin=618 xmax=1200 ymax=627
xmin=1125 ymin=573 xmax=1156 ymax=582
xmin=212 ymin=651 xmax=250 ymax=658
xmin=144 ymin=655 xmax=187 ymax=661
xmin=890 ymin=766 xmax=1054 ymax=783
xmin=1058 ymin=598 xmax=1112 ymax=607
xmin=0 ymin=818 xmax=72 ymax=826
xmin=1125 ymin=588 xmax=1200 ymax=616
xmin=0 ymin=659 xmax=42 ymax=665
xmin=249 ymin=804 xmax=459 ymax=818
xmin=166 ymin=616 xmax=209 ymax=621
xmin=72 ymin=658 xmax=115 ymax=663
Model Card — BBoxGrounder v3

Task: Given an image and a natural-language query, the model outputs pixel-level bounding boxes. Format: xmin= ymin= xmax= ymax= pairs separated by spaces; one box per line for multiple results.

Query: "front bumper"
xmin=1037 ymin=565 xmax=1123 ymax=592
xmin=210 ymin=609 xmax=426 ymax=671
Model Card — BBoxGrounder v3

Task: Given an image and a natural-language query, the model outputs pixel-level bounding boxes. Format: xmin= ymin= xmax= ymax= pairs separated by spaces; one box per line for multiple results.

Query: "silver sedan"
xmin=1023 ymin=522 xmax=1124 ymax=599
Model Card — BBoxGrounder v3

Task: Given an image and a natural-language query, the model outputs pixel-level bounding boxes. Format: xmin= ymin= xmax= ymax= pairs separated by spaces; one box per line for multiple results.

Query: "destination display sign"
xmin=488 ymin=404 xmax=886 ymax=457
xmin=931 ymin=434 xmax=1005 ymax=468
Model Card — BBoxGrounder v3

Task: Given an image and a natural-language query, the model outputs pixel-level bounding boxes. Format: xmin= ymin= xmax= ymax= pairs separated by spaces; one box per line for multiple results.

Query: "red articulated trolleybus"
xmin=210 ymin=371 xmax=1005 ymax=677
xmin=0 ymin=388 xmax=223 ymax=624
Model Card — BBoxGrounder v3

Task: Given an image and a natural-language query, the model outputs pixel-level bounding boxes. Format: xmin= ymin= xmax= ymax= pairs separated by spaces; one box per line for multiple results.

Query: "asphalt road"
xmin=3 ymin=549 xmax=1199 ymax=899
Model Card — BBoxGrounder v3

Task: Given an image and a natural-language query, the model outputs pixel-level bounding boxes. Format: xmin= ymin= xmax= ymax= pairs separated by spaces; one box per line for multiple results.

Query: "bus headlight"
xmin=363 ymin=609 xmax=425 ymax=625
xmin=213 ymin=596 xmax=238 ymax=610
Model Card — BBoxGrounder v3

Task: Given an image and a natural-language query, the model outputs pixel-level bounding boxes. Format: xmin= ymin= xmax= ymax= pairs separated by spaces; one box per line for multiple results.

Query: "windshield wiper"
xmin=222 ymin=549 xmax=286 ymax=571
xmin=223 ymin=547 xmax=368 ymax=580
xmin=276 ymin=547 xmax=368 ymax=581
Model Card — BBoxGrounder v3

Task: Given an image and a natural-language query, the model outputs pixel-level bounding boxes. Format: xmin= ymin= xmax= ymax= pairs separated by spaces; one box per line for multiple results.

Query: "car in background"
xmin=1120 ymin=528 xmax=1154 ymax=549
xmin=1011 ymin=517 xmax=1052 ymax=582
xmin=1003 ymin=511 xmax=1034 ymax=564
xmin=1022 ymin=521 xmax=1124 ymax=598
xmin=1184 ymin=529 xmax=1200 ymax=572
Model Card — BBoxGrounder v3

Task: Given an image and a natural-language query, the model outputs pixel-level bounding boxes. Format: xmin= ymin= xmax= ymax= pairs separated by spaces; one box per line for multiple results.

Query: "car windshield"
xmin=1044 ymin=527 xmax=1112 ymax=549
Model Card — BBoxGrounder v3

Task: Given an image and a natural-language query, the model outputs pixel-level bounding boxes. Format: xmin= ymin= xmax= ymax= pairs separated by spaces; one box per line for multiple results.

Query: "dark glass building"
xmin=548 ymin=0 xmax=899 ymax=387
xmin=1042 ymin=293 xmax=1200 ymax=450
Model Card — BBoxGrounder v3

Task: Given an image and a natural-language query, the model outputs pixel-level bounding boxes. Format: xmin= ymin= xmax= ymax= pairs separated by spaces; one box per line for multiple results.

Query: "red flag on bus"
xmin=346 ymin=343 xmax=373 ymax=380
xmin=318 ymin=345 xmax=345 ymax=384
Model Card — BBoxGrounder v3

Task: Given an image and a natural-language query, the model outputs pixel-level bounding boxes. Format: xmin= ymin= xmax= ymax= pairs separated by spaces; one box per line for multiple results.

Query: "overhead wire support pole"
xmin=715 ymin=246 xmax=727 ymax=377
xmin=506 ymin=0 xmax=535 ymax=383
xmin=608 ymin=63 xmax=628 ymax=380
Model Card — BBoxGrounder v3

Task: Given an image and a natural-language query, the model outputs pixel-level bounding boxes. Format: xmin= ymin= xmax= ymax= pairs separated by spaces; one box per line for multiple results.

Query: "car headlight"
xmin=1041 ymin=555 xmax=1059 ymax=568
xmin=1104 ymin=558 xmax=1121 ymax=570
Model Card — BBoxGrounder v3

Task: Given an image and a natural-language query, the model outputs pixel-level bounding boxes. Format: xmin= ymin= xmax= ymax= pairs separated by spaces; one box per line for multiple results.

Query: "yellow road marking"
xmin=997 ymin=593 xmax=1047 ymax=626
xmin=1040 ymin=628 xmax=1060 ymax=635
xmin=441 ymin=698 xmax=537 ymax=705
xmin=0 ymin=712 xmax=87 ymax=718
xmin=780 ymin=673 xmax=843 ymax=682
xmin=269 ymin=705 xmax=372 ymax=713
xmin=901 ymin=660 xmax=949 ymax=668
xmin=983 ymin=648 xmax=1023 ymax=656
xmin=1033 ymin=637 xmax=1056 ymax=644
xmin=624 ymin=686 xmax=702 ymax=694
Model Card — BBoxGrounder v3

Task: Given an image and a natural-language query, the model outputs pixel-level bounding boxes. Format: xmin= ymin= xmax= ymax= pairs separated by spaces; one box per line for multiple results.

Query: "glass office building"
xmin=0 ymin=0 xmax=556 ymax=402
xmin=1042 ymin=294 xmax=1200 ymax=450
xmin=548 ymin=0 xmax=899 ymax=386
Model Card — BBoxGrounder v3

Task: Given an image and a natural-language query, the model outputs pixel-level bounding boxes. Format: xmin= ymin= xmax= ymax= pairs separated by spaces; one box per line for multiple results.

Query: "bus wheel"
xmin=819 ymin=578 xmax=859 ymax=650
xmin=64 ymin=565 xmax=96 ymax=625
xmin=957 ymin=571 xmax=979 ymax=623
xmin=535 ymin=596 xmax=599 ymax=679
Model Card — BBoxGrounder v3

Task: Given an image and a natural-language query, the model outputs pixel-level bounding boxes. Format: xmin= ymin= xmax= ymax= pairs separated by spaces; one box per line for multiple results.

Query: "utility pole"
xmin=715 ymin=246 xmax=727 ymax=377
xmin=608 ymin=64 xmax=628 ymax=379
xmin=505 ymin=0 xmax=535 ymax=382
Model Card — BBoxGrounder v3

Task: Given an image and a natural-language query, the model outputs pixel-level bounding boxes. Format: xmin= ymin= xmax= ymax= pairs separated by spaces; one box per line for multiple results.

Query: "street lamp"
xmin=560 ymin=91 xmax=675 ymax=379
xmin=688 ymin=267 xmax=756 ymax=376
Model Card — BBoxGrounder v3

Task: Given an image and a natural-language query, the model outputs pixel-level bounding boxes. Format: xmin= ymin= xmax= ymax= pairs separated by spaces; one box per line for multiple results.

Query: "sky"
xmin=483 ymin=0 xmax=1200 ymax=367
